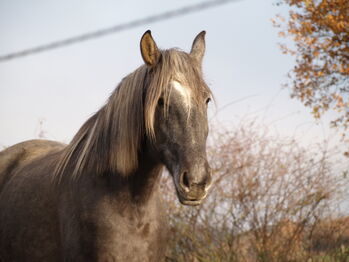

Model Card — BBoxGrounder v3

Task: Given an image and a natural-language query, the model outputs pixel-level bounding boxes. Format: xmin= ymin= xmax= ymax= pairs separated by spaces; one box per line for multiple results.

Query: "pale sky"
xmin=0 ymin=0 xmax=340 ymax=148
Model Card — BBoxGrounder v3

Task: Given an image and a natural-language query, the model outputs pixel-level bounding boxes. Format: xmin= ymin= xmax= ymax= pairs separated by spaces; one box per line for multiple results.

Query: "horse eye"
xmin=206 ymin=97 xmax=211 ymax=104
xmin=158 ymin=98 xmax=164 ymax=106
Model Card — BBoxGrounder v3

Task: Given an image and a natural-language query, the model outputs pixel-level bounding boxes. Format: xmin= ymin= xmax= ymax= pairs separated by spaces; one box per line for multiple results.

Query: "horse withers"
xmin=0 ymin=31 xmax=212 ymax=262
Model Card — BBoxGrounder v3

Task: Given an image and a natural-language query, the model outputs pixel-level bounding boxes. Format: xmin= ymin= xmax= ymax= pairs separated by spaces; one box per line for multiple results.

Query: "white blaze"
xmin=172 ymin=80 xmax=192 ymax=109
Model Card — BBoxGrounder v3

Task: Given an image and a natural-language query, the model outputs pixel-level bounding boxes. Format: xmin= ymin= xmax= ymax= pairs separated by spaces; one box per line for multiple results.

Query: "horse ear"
xmin=140 ymin=30 xmax=160 ymax=67
xmin=190 ymin=31 xmax=206 ymax=64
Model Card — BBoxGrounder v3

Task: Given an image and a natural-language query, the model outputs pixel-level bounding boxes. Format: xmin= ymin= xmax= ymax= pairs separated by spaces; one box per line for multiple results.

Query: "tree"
xmin=274 ymin=0 xmax=349 ymax=133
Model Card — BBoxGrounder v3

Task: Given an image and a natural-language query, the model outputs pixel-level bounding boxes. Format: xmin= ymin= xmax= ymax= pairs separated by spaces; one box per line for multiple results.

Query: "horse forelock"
xmin=53 ymin=48 xmax=211 ymax=182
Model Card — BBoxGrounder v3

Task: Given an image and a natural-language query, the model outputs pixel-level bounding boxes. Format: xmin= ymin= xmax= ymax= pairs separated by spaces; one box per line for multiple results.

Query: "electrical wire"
xmin=0 ymin=0 xmax=241 ymax=62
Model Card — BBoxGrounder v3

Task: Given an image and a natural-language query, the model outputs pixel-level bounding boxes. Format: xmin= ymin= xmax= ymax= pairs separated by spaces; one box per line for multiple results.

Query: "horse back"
xmin=0 ymin=139 xmax=65 ymax=262
xmin=0 ymin=139 xmax=65 ymax=192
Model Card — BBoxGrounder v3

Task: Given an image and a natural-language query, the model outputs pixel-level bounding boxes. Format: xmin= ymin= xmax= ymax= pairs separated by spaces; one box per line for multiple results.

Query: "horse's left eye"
xmin=158 ymin=97 xmax=164 ymax=106
xmin=205 ymin=97 xmax=211 ymax=104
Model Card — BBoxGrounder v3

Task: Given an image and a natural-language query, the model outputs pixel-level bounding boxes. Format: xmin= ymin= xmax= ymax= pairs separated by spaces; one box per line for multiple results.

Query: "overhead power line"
xmin=0 ymin=0 xmax=241 ymax=62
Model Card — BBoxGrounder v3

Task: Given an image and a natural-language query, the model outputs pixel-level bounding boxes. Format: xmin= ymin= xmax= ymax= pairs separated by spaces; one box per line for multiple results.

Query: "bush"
xmin=163 ymin=122 xmax=348 ymax=262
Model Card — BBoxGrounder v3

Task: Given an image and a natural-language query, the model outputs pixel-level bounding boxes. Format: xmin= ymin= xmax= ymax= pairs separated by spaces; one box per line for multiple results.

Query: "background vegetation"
xmin=162 ymin=121 xmax=349 ymax=262
xmin=274 ymin=0 xmax=349 ymax=140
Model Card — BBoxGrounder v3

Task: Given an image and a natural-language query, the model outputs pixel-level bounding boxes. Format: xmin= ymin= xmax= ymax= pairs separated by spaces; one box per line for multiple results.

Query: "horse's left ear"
xmin=140 ymin=30 xmax=161 ymax=67
xmin=190 ymin=31 xmax=206 ymax=64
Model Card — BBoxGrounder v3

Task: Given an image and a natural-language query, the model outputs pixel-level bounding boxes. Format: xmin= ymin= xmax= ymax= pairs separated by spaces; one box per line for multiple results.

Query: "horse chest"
xmin=84 ymin=197 xmax=167 ymax=262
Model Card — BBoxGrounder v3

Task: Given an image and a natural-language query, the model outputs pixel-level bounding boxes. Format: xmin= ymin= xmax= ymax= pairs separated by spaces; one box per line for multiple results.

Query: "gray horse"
xmin=0 ymin=31 xmax=212 ymax=262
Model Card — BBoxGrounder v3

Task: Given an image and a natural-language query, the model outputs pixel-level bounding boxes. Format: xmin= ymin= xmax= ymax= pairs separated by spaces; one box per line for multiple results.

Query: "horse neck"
xmin=130 ymin=143 xmax=164 ymax=204
xmin=103 ymin=142 xmax=163 ymax=206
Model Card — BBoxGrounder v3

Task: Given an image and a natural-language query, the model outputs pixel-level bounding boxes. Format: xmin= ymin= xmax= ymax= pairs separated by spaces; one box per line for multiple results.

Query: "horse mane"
xmin=53 ymin=49 xmax=211 ymax=182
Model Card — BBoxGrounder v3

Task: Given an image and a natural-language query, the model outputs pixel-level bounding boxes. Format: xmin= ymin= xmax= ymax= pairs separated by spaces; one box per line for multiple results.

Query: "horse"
xmin=0 ymin=30 xmax=212 ymax=262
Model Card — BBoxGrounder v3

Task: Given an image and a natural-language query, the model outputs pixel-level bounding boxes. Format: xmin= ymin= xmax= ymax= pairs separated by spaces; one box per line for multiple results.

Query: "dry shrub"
xmin=163 ymin=121 xmax=348 ymax=262
xmin=309 ymin=216 xmax=349 ymax=258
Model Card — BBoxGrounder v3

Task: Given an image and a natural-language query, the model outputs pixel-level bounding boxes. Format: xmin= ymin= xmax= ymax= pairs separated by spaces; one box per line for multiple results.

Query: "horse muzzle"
xmin=174 ymin=169 xmax=212 ymax=206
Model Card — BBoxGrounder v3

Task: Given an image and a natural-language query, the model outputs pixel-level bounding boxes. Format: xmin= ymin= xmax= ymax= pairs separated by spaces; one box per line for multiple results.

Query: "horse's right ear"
xmin=140 ymin=30 xmax=160 ymax=67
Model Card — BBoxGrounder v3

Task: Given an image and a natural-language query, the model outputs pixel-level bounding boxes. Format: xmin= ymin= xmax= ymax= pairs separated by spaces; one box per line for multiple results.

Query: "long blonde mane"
xmin=54 ymin=49 xmax=211 ymax=181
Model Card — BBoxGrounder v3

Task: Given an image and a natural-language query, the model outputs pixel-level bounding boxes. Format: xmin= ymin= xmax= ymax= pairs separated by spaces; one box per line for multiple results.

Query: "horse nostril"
xmin=180 ymin=171 xmax=190 ymax=192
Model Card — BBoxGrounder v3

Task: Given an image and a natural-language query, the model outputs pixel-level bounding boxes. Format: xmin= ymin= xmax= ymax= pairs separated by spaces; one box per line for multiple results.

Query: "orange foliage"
xmin=275 ymin=0 xmax=349 ymax=130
